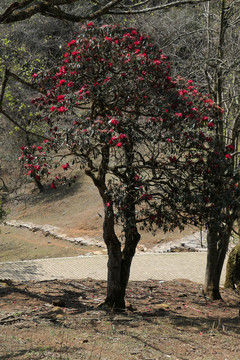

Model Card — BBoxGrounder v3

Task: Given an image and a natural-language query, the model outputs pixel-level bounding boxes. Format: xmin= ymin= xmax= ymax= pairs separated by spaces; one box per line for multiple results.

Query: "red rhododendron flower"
xmin=225 ymin=154 xmax=232 ymax=160
xmin=51 ymin=182 xmax=56 ymax=189
xmin=58 ymin=106 xmax=68 ymax=113
xmin=175 ymin=113 xmax=183 ymax=118
xmin=57 ymin=94 xmax=65 ymax=102
xmin=111 ymin=119 xmax=119 ymax=125
xmin=32 ymin=73 xmax=38 ymax=78
xmin=118 ymin=134 xmax=127 ymax=140
xmin=67 ymin=39 xmax=76 ymax=47
xmin=62 ymin=163 xmax=70 ymax=170
xmin=51 ymin=106 xmax=57 ymax=112
xmin=109 ymin=136 xmax=117 ymax=144
xmin=226 ymin=144 xmax=234 ymax=151
xmin=59 ymin=79 xmax=66 ymax=86
xmin=116 ymin=142 xmax=123 ymax=148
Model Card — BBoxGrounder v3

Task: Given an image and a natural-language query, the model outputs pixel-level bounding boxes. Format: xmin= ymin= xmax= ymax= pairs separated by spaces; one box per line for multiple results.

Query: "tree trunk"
xmin=33 ymin=174 xmax=44 ymax=192
xmin=105 ymin=239 xmax=125 ymax=308
xmin=104 ymin=220 xmax=141 ymax=309
xmin=204 ymin=223 xmax=232 ymax=300
xmin=224 ymin=242 xmax=240 ymax=291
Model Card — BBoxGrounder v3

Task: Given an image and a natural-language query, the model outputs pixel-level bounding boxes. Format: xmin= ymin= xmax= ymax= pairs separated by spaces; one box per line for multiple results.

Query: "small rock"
xmin=155 ymin=303 xmax=170 ymax=310
xmin=93 ymin=251 xmax=103 ymax=255
xmin=138 ymin=245 xmax=147 ymax=252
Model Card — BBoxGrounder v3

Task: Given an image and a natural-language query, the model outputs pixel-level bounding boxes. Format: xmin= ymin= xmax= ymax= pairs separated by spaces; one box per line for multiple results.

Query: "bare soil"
xmin=1 ymin=175 xmax=239 ymax=359
xmin=0 ymin=278 xmax=240 ymax=360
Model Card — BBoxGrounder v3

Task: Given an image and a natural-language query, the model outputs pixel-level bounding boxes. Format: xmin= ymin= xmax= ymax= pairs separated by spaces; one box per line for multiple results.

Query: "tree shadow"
xmin=0 ymin=279 xmax=105 ymax=314
xmin=0 ymin=345 xmax=86 ymax=360
xmin=31 ymin=177 xmax=84 ymax=205
xmin=12 ymin=173 xmax=84 ymax=207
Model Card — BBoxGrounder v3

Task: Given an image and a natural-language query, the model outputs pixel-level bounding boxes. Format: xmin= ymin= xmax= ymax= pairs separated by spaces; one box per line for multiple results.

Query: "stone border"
xmin=4 ymin=220 xmax=106 ymax=249
xmin=4 ymin=220 xmax=208 ymax=253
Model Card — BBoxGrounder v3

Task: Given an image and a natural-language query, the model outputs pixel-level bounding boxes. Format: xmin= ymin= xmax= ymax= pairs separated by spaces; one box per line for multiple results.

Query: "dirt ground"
xmin=0 ymin=278 xmax=240 ymax=360
xmin=1 ymin=175 xmax=240 ymax=359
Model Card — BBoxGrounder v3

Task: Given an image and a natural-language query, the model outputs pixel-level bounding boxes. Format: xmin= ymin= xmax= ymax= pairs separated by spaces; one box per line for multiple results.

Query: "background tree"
xmin=20 ymin=24 xmax=238 ymax=308
xmin=131 ymin=0 xmax=240 ymax=299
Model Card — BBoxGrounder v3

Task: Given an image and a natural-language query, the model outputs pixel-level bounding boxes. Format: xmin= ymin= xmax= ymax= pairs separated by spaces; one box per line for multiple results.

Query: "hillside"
xmin=0 ymin=172 xmax=199 ymax=262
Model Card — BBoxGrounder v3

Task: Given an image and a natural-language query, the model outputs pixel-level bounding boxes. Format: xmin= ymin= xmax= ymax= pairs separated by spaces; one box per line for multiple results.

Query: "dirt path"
xmin=0 ymin=252 xmax=227 ymax=286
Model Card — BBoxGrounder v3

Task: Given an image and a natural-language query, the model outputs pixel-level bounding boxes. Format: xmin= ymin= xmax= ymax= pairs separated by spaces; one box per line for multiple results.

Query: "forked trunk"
xmin=204 ymin=224 xmax=232 ymax=300
xmin=105 ymin=229 xmax=141 ymax=309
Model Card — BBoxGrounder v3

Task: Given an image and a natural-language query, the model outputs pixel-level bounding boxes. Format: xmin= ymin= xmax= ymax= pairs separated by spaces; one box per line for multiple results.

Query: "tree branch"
xmin=0 ymin=68 xmax=9 ymax=111
xmin=0 ymin=0 xmax=212 ymax=24
xmin=109 ymin=0 xmax=211 ymax=14
xmin=0 ymin=109 xmax=50 ymax=141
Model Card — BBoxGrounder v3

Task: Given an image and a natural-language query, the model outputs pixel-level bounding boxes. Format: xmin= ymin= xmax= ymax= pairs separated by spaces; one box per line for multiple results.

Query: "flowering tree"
xmin=20 ymin=24 xmax=240 ymax=307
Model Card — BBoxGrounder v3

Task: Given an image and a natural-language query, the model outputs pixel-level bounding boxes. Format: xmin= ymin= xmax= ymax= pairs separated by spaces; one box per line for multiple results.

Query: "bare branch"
xmin=0 ymin=0 xmax=123 ymax=23
xmin=0 ymin=109 xmax=50 ymax=140
xmin=0 ymin=0 xmax=212 ymax=24
xmin=7 ymin=70 xmax=40 ymax=93
xmin=0 ymin=68 xmax=9 ymax=111
xmin=110 ymin=0 xmax=211 ymax=14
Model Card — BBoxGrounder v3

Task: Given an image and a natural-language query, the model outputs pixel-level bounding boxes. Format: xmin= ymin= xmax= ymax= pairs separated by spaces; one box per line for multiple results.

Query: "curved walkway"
xmin=0 ymin=252 xmax=227 ymax=286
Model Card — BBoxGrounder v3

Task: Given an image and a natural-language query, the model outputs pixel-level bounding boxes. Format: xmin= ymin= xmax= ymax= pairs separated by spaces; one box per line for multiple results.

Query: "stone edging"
xmin=4 ymin=220 xmax=106 ymax=249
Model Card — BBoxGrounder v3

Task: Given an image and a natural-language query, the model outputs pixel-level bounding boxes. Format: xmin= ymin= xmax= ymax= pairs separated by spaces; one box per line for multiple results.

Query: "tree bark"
xmin=103 ymin=210 xmax=141 ymax=309
xmin=100 ymin=194 xmax=125 ymax=309
xmin=33 ymin=173 xmax=44 ymax=192
xmin=204 ymin=222 xmax=232 ymax=300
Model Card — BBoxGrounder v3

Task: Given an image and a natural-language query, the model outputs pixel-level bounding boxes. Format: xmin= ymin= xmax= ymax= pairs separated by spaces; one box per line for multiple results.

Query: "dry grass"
xmin=0 ymin=278 xmax=240 ymax=359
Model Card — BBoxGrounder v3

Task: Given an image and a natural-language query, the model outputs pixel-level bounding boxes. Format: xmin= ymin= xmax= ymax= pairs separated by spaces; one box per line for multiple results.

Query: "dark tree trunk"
xmin=104 ymin=214 xmax=141 ymax=309
xmin=204 ymin=223 xmax=232 ymax=300
xmin=119 ymin=228 xmax=141 ymax=304
xmin=105 ymin=239 xmax=124 ymax=308
xmin=33 ymin=174 xmax=44 ymax=192
xmin=101 ymin=198 xmax=126 ymax=309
